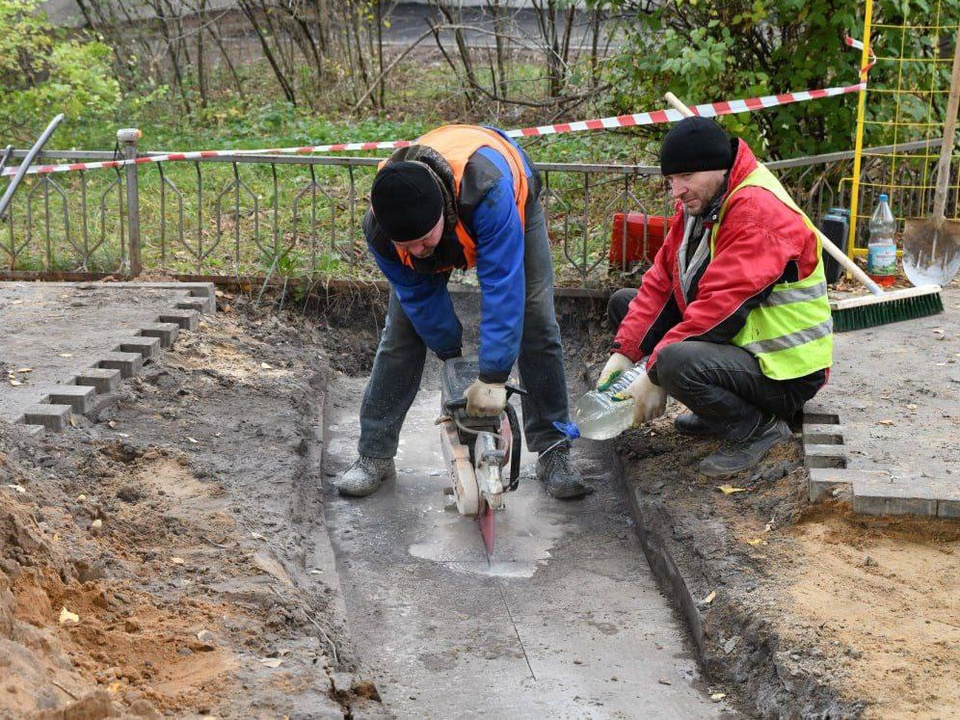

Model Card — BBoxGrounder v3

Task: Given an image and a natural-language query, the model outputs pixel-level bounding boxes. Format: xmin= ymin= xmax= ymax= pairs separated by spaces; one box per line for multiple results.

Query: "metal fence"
xmin=0 ymin=134 xmax=940 ymax=287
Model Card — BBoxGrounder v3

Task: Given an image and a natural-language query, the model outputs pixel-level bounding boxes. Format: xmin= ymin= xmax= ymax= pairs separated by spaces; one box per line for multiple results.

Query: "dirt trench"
xmin=1 ymin=284 xmax=959 ymax=719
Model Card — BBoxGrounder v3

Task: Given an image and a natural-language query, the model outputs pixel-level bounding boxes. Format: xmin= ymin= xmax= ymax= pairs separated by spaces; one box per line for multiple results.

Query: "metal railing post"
xmin=118 ymin=128 xmax=142 ymax=276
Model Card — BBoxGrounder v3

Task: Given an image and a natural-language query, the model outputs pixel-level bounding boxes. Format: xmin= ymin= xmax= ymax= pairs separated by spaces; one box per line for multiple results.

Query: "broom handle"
xmin=663 ymin=92 xmax=884 ymax=295
xmin=933 ymin=28 xmax=960 ymax=221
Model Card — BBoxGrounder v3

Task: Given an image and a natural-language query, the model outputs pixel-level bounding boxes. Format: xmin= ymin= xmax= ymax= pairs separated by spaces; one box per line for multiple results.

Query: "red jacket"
xmin=613 ymin=139 xmax=823 ymax=383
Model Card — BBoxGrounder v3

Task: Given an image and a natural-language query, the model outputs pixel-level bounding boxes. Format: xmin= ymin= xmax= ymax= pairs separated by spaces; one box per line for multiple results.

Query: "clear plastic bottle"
xmin=866 ymin=193 xmax=898 ymax=287
xmin=572 ymin=362 xmax=647 ymax=440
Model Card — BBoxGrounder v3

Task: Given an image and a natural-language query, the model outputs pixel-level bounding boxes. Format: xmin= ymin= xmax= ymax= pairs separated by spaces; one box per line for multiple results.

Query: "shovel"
xmin=902 ymin=28 xmax=960 ymax=287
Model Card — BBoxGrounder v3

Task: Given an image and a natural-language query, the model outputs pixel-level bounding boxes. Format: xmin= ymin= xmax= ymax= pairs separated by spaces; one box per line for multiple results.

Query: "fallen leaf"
xmin=250 ymin=532 xmax=267 ymax=541
xmin=877 ymin=419 xmax=894 ymax=426
xmin=58 ymin=353 xmax=73 ymax=358
xmin=5 ymin=484 xmax=25 ymax=493
xmin=703 ymin=590 xmax=716 ymax=604
xmin=170 ymin=557 xmax=185 ymax=565
xmin=15 ymin=367 xmax=32 ymax=373
xmin=711 ymin=692 xmax=727 ymax=702
xmin=260 ymin=362 xmax=274 ymax=370
xmin=259 ymin=658 xmax=283 ymax=668
xmin=717 ymin=484 xmax=748 ymax=494
xmin=8 ymin=380 xmax=22 ymax=386
xmin=59 ymin=607 xmax=80 ymax=625
xmin=657 ymin=678 xmax=672 ymax=685
xmin=186 ymin=437 xmax=199 ymax=444
xmin=746 ymin=538 xmax=765 ymax=546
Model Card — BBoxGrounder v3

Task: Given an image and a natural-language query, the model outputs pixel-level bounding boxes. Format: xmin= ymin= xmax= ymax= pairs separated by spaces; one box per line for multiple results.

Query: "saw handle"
xmin=443 ymin=383 xmax=527 ymax=412
xmin=503 ymin=403 xmax=522 ymax=491
xmin=663 ymin=92 xmax=884 ymax=295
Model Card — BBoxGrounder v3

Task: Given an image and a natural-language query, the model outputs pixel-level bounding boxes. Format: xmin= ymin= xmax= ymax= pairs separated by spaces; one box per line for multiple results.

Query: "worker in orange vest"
xmin=334 ymin=125 xmax=588 ymax=501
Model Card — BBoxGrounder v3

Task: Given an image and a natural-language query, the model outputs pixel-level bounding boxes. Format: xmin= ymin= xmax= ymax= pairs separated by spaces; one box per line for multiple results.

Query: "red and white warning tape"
xmin=1 ymin=80 xmax=866 ymax=178
xmin=844 ymin=34 xmax=877 ymax=74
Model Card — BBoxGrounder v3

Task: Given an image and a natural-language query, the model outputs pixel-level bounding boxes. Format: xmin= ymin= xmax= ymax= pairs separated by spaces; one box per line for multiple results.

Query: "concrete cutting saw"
xmin=437 ymin=357 xmax=524 ymax=556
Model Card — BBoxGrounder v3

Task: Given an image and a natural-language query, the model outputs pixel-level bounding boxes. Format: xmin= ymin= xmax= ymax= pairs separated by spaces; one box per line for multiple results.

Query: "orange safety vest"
xmin=381 ymin=125 xmax=530 ymax=270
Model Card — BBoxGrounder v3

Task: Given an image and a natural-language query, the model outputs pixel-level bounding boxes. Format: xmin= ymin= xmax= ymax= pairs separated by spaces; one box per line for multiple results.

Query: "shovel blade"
xmin=902 ymin=218 xmax=960 ymax=287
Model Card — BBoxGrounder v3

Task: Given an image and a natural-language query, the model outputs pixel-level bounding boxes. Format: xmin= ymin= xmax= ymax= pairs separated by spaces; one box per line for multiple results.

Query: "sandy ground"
xmin=1 ymin=285 xmax=958 ymax=719
xmin=608 ymin=401 xmax=960 ymax=719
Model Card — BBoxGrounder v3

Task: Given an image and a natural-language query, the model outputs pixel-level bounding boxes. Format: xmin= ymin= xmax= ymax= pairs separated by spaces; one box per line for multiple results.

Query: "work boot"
xmin=699 ymin=416 xmax=792 ymax=478
xmin=536 ymin=446 xmax=592 ymax=500
xmin=674 ymin=412 xmax=721 ymax=437
xmin=334 ymin=456 xmax=395 ymax=497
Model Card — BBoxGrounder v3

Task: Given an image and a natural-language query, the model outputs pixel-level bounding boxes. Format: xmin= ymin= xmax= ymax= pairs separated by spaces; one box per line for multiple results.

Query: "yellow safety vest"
xmin=712 ymin=164 xmax=834 ymax=380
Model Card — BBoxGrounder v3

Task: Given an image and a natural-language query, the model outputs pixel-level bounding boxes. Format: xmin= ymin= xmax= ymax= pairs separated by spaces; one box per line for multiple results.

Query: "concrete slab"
xmin=98 ymin=352 xmax=144 ymax=379
xmin=139 ymin=322 xmax=180 ymax=348
xmin=158 ymin=310 xmax=200 ymax=330
xmin=46 ymin=385 xmax=96 ymax=413
xmin=806 ymin=286 xmax=960 ymax=516
xmin=22 ymin=404 xmax=72 ymax=431
xmin=117 ymin=337 xmax=161 ymax=359
xmin=75 ymin=368 xmax=122 ymax=395
xmin=0 ymin=281 xmax=215 ymax=428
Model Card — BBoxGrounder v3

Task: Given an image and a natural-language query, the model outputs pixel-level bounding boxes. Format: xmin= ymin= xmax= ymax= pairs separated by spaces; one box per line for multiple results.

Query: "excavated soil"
xmin=0 ymin=285 xmax=958 ymax=719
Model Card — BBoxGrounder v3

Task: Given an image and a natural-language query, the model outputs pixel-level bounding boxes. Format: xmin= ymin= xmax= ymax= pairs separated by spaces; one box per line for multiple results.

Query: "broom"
xmin=664 ymin=92 xmax=944 ymax=332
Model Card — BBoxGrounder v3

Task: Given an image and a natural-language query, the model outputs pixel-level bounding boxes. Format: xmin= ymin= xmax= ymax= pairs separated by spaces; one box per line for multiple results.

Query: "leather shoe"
xmin=699 ymin=417 xmax=791 ymax=478
xmin=674 ymin=412 xmax=720 ymax=437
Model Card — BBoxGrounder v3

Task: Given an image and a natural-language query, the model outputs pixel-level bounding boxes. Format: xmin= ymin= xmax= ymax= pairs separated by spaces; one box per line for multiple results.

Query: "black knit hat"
xmin=660 ymin=117 xmax=733 ymax=175
xmin=370 ymin=161 xmax=444 ymax=242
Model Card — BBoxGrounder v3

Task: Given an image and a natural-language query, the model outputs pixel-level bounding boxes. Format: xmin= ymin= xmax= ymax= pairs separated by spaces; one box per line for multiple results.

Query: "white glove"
xmin=464 ymin=379 xmax=507 ymax=417
xmin=598 ymin=352 xmax=634 ymax=391
xmin=615 ymin=372 xmax=667 ymax=426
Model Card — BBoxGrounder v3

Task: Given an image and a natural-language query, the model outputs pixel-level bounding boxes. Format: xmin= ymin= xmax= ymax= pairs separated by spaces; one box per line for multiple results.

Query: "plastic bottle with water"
xmin=866 ymin=193 xmax=897 ymax=287
xmin=572 ymin=361 xmax=647 ymax=440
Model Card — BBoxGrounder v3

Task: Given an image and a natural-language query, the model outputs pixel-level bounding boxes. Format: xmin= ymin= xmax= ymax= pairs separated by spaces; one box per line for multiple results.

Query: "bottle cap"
xmin=879 ymin=193 xmax=888 ymax=202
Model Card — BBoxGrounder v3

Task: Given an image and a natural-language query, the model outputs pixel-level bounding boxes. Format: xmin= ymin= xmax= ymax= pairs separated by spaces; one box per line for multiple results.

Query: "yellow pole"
xmin=847 ymin=0 xmax=874 ymax=256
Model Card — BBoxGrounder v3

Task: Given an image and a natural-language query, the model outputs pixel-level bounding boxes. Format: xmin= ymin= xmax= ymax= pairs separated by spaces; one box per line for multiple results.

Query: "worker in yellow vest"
xmin=335 ymin=125 xmax=588 ymax=500
xmin=602 ymin=117 xmax=833 ymax=477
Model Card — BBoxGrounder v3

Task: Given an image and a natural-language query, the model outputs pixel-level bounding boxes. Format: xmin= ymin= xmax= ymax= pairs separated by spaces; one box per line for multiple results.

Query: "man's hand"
xmin=615 ymin=372 xmax=667 ymax=426
xmin=464 ymin=380 xmax=507 ymax=417
xmin=598 ymin=352 xmax=634 ymax=391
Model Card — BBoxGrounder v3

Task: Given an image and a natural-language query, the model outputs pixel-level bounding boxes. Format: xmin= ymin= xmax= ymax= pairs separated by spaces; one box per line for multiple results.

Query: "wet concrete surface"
xmin=322 ymin=368 xmax=732 ymax=719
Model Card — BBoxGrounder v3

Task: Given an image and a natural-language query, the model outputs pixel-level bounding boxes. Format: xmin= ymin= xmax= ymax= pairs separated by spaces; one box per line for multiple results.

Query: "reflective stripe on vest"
xmin=712 ymin=164 xmax=834 ymax=380
xmin=387 ymin=125 xmax=529 ymax=270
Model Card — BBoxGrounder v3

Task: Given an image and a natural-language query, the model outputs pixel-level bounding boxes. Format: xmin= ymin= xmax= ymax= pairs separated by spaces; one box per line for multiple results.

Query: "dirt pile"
xmin=0 ymin=294 xmax=387 ymax=719
xmin=614 ymin=407 xmax=960 ymax=719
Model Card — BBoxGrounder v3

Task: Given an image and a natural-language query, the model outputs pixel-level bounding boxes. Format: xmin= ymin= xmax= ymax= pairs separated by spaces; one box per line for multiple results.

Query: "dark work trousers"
xmin=357 ymin=201 xmax=570 ymax=459
xmin=608 ymin=288 xmax=817 ymax=441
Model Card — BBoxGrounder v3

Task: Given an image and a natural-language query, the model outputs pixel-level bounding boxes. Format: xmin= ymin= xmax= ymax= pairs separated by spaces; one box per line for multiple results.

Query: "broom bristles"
xmin=830 ymin=285 xmax=944 ymax=332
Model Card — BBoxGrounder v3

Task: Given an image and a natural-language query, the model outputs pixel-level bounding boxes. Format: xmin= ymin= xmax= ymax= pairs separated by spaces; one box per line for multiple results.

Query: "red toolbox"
xmin=609 ymin=212 xmax=672 ymax=268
